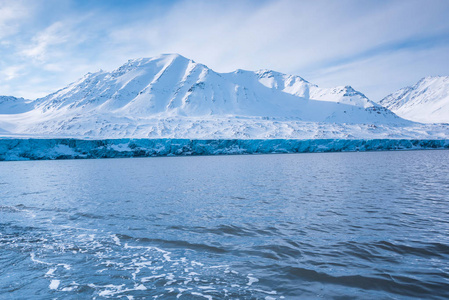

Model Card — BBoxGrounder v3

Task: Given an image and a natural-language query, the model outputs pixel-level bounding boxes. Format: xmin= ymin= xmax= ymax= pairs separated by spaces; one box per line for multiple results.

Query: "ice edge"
xmin=0 ymin=138 xmax=448 ymax=161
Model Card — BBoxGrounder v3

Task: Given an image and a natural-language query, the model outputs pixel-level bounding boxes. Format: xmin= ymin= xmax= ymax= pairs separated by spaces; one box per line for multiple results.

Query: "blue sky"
xmin=1 ymin=0 xmax=449 ymax=101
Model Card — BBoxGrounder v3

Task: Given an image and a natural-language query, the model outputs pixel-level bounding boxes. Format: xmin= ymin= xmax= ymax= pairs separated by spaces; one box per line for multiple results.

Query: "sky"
xmin=1 ymin=0 xmax=449 ymax=101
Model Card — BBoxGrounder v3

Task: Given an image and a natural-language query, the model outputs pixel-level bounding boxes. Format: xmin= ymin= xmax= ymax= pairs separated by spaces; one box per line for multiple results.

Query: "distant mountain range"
xmin=380 ymin=76 xmax=449 ymax=124
xmin=0 ymin=54 xmax=448 ymax=139
xmin=0 ymin=96 xmax=34 ymax=114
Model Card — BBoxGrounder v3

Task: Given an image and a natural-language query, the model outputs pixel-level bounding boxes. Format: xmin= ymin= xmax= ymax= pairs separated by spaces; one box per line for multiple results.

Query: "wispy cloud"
xmin=0 ymin=0 xmax=31 ymax=38
xmin=1 ymin=0 xmax=448 ymax=100
xmin=308 ymin=44 xmax=449 ymax=100
xmin=1 ymin=64 xmax=25 ymax=80
xmin=21 ymin=22 xmax=69 ymax=61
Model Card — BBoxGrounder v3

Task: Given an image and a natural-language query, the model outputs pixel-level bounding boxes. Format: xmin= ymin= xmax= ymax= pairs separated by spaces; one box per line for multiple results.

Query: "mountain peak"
xmin=417 ymin=75 xmax=449 ymax=84
xmin=380 ymin=76 xmax=449 ymax=123
xmin=0 ymin=96 xmax=33 ymax=114
xmin=1 ymin=53 xmax=428 ymax=138
xmin=129 ymin=53 xmax=190 ymax=63
xmin=113 ymin=54 xmax=192 ymax=73
xmin=2 ymin=53 xmax=406 ymax=128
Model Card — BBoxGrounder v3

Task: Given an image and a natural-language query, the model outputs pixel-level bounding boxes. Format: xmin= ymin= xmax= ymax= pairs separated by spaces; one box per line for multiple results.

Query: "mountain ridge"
xmin=29 ymin=53 xmax=393 ymax=120
xmin=1 ymin=53 xmax=448 ymax=139
xmin=379 ymin=76 xmax=449 ymax=123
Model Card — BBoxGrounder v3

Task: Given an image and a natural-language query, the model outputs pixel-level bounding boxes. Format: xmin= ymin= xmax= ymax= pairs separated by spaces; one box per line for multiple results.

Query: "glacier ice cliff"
xmin=1 ymin=138 xmax=448 ymax=161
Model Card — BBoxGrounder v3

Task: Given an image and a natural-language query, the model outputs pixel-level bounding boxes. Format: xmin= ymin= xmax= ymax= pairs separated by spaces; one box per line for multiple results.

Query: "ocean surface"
xmin=1 ymin=151 xmax=449 ymax=299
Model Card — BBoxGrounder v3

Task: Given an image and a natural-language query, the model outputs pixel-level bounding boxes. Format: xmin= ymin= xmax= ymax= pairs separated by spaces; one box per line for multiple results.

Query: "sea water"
xmin=1 ymin=151 xmax=448 ymax=299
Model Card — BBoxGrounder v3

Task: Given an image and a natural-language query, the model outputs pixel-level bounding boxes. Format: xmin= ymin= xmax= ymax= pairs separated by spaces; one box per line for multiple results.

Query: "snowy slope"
xmin=379 ymin=76 xmax=449 ymax=123
xmin=31 ymin=54 xmax=394 ymax=121
xmin=0 ymin=96 xmax=34 ymax=114
xmin=0 ymin=54 xmax=448 ymax=139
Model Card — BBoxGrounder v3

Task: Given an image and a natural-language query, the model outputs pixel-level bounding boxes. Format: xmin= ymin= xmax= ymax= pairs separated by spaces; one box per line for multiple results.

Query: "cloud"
xmin=1 ymin=64 xmax=25 ymax=80
xmin=21 ymin=22 xmax=70 ymax=61
xmin=307 ymin=44 xmax=449 ymax=101
xmin=1 ymin=0 xmax=449 ymax=100
xmin=101 ymin=0 xmax=449 ymax=73
xmin=0 ymin=0 xmax=31 ymax=38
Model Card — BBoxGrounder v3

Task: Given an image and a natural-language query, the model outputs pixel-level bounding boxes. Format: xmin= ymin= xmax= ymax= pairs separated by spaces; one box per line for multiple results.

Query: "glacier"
xmin=1 ymin=138 xmax=448 ymax=161
xmin=1 ymin=54 xmax=449 ymax=161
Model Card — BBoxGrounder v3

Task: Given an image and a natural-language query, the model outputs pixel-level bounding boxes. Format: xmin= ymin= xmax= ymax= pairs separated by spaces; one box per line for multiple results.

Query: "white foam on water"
xmin=45 ymin=268 xmax=56 ymax=276
xmin=198 ymin=286 xmax=215 ymax=290
xmin=89 ymin=283 xmax=144 ymax=297
xmin=163 ymin=253 xmax=172 ymax=261
xmin=131 ymin=268 xmax=141 ymax=280
xmin=60 ymin=263 xmax=71 ymax=270
xmin=252 ymin=288 xmax=277 ymax=295
xmin=24 ymin=230 xmax=277 ymax=298
xmin=49 ymin=280 xmax=60 ymax=290
xmin=134 ymin=284 xmax=147 ymax=291
xmin=191 ymin=292 xmax=213 ymax=300
xmin=141 ymin=274 xmax=166 ymax=282
xmin=103 ymin=260 xmax=124 ymax=267
xmin=30 ymin=253 xmax=51 ymax=265
xmin=111 ymin=234 xmax=121 ymax=246
xmin=59 ymin=281 xmax=79 ymax=292
xmin=191 ymin=260 xmax=204 ymax=266
xmin=247 ymin=274 xmax=259 ymax=286
xmin=31 ymin=253 xmax=71 ymax=270
xmin=164 ymin=273 xmax=176 ymax=285
xmin=188 ymin=272 xmax=200 ymax=276
xmin=133 ymin=261 xmax=152 ymax=267
xmin=99 ymin=289 xmax=117 ymax=297
xmin=208 ymin=265 xmax=229 ymax=269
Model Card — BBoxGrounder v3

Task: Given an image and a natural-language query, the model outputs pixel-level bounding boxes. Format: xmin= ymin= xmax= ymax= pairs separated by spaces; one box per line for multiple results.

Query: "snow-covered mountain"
xmin=1 ymin=54 xmax=448 ymax=139
xmin=0 ymin=96 xmax=33 ymax=114
xmin=32 ymin=54 xmax=393 ymax=120
xmin=379 ymin=76 xmax=449 ymax=124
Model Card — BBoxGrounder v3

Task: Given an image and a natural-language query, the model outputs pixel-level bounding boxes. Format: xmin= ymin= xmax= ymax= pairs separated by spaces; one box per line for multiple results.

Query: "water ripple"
xmin=1 ymin=151 xmax=449 ymax=298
